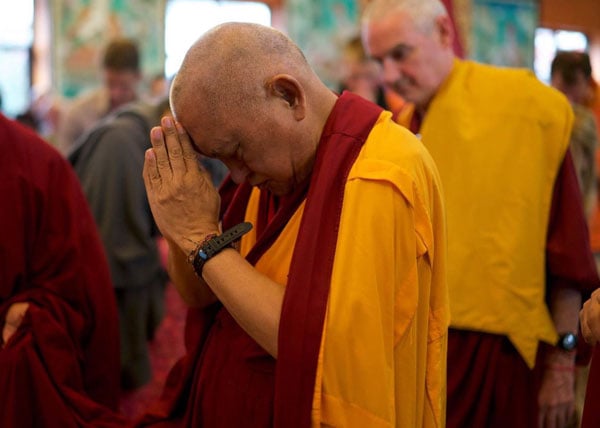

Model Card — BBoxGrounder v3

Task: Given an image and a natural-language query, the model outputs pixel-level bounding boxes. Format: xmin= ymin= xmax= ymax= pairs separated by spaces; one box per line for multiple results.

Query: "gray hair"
xmin=362 ymin=0 xmax=448 ymax=34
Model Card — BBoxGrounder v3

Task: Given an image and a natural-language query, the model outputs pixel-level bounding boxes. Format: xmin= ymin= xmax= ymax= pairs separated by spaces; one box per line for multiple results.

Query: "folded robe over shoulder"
xmin=0 ymin=115 xmax=127 ymax=427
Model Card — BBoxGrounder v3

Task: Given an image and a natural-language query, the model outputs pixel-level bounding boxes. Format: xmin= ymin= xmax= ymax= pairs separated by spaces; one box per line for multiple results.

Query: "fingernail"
xmin=151 ymin=127 xmax=162 ymax=139
xmin=163 ymin=117 xmax=173 ymax=127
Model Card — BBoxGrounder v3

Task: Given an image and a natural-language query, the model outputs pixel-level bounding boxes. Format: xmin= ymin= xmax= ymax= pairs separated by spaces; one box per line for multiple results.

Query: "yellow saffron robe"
xmin=240 ymin=110 xmax=449 ymax=427
xmin=398 ymin=59 xmax=573 ymax=367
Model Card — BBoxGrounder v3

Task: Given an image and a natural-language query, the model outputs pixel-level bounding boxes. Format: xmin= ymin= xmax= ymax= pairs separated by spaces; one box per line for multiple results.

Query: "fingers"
xmin=580 ymin=303 xmax=592 ymax=344
xmin=2 ymin=323 xmax=16 ymax=347
xmin=539 ymin=404 xmax=574 ymax=428
xmin=580 ymin=289 xmax=600 ymax=345
xmin=161 ymin=116 xmax=186 ymax=177
xmin=176 ymin=121 xmax=200 ymax=164
xmin=538 ymin=367 xmax=576 ymax=428
xmin=2 ymin=302 xmax=29 ymax=347
xmin=147 ymin=117 xmax=199 ymax=181
xmin=143 ymin=147 xmax=158 ymax=193
xmin=196 ymin=159 xmax=216 ymax=185
xmin=149 ymin=121 xmax=171 ymax=175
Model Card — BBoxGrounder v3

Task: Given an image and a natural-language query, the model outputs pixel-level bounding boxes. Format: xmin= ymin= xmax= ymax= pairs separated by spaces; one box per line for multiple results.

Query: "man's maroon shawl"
xmin=138 ymin=92 xmax=383 ymax=427
xmin=0 ymin=115 xmax=126 ymax=427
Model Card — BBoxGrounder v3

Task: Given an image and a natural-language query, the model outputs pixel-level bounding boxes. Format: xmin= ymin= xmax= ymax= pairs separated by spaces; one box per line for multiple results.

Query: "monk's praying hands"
xmin=2 ymin=302 xmax=29 ymax=347
xmin=143 ymin=116 xmax=221 ymax=257
xmin=581 ymin=288 xmax=600 ymax=345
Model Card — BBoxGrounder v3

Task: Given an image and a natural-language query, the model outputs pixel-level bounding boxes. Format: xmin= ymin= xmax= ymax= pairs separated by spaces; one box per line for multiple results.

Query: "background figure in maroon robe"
xmin=0 ymin=114 xmax=127 ymax=427
xmin=581 ymin=289 xmax=600 ymax=427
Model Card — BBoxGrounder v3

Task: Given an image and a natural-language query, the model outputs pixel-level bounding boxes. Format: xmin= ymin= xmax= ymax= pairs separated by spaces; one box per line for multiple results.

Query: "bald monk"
xmin=137 ymin=22 xmax=449 ymax=428
xmin=361 ymin=0 xmax=600 ymax=427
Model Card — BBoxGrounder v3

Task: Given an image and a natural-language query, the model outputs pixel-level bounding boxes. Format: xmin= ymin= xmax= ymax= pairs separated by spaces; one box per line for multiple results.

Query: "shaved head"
xmin=168 ymin=22 xmax=338 ymax=196
xmin=171 ymin=22 xmax=315 ymax=127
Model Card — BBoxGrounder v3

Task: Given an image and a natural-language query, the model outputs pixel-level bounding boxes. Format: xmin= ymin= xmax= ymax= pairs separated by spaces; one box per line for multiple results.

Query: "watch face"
xmin=560 ymin=333 xmax=577 ymax=351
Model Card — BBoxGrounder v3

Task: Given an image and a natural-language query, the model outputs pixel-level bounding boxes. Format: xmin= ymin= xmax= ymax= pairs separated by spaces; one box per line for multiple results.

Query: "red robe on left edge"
xmin=0 ymin=115 xmax=127 ymax=427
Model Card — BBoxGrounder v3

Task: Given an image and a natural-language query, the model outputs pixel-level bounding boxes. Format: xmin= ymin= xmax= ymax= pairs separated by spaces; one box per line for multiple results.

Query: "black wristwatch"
xmin=191 ymin=222 xmax=253 ymax=277
xmin=557 ymin=332 xmax=578 ymax=352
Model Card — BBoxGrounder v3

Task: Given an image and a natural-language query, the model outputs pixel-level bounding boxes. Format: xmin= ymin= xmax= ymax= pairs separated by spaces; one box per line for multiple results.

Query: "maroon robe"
xmin=0 ymin=115 xmax=126 ymax=427
xmin=137 ymin=92 xmax=382 ymax=427
xmin=582 ymin=345 xmax=600 ymax=427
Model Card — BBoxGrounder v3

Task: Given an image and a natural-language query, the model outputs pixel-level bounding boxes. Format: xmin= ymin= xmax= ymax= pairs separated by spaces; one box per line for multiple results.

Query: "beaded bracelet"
xmin=187 ymin=234 xmax=218 ymax=266
xmin=186 ymin=222 xmax=253 ymax=277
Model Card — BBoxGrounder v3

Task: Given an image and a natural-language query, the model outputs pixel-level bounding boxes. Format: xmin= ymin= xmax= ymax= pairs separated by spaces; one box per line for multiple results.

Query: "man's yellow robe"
xmin=398 ymin=59 xmax=573 ymax=367
xmin=240 ymin=93 xmax=449 ymax=427
xmin=136 ymin=92 xmax=448 ymax=428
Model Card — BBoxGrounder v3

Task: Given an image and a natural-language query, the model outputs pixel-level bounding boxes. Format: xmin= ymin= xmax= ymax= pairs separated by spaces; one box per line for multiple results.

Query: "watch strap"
xmin=191 ymin=222 xmax=253 ymax=277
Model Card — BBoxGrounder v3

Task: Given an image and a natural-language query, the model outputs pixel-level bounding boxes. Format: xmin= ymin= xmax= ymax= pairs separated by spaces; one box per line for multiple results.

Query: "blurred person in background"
xmin=362 ymin=1 xmax=600 ymax=427
xmin=148 ymin=73 xmax=170 ymax=101
xmin=551 ymin=51 xmax=599 ymax=220
xmin=550 ymin=48 xmax=600 ymax=428
xmin=69 ymin=95 xmax=228 ymax=391
xmin=14 ymin=90 xmax=65 ymax=146
xmin=338 ymin=34 xmax=404 ymax=116
xmin=0 ymin=113 xmax=126 ymax=427
xmin=69 ymin=98 xmax=171 ymax=391
xmin=57 ymin=37 xmax=142 ymax=155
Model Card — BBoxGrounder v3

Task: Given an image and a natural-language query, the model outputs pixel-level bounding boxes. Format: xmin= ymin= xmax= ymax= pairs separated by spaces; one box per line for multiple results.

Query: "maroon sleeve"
xmin=547 ymin=149 xmax=600 ymax=294
xmin=546 ymin=150 xmax=600 ymax=365
xmin=0 ymin=115 xmax=126 ymax=426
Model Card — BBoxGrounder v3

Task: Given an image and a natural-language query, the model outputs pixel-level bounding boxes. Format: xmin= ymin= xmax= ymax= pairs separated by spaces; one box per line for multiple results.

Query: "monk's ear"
xmin=266 ymin=74 xmax=306 ymax=121
xmin=435 ymin=15 xmax=454 ymax=49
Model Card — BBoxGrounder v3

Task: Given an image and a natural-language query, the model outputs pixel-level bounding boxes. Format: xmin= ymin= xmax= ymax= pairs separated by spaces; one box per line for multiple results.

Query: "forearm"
xmin=546 ymin=285 xmax=582 ymax=365
xmin=201 ymin=248 xmax=284 ymax=357
xmin=167 ymin=240 xmax=217 ymax=307
xmin=537 ymin=285 xmax=581 ymax=427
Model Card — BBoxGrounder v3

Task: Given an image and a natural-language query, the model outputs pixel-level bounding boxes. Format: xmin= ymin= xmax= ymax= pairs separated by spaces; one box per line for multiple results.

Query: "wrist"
xmin=545 ymin=347 xmax=576 ymax=367
xmin=186 ymin=233 xmax=219 ymax=266
xmin=177 ymin=230 xmax=221 ymax=256
xmin=187 ymin=222 xmax=253 ymax=278
xmin=545 ymin=363 xmax=576 ymax=373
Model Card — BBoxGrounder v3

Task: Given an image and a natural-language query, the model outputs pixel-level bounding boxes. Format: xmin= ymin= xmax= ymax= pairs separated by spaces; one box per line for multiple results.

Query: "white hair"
xmin=362 ymin=0 xmax=448 ymax=34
